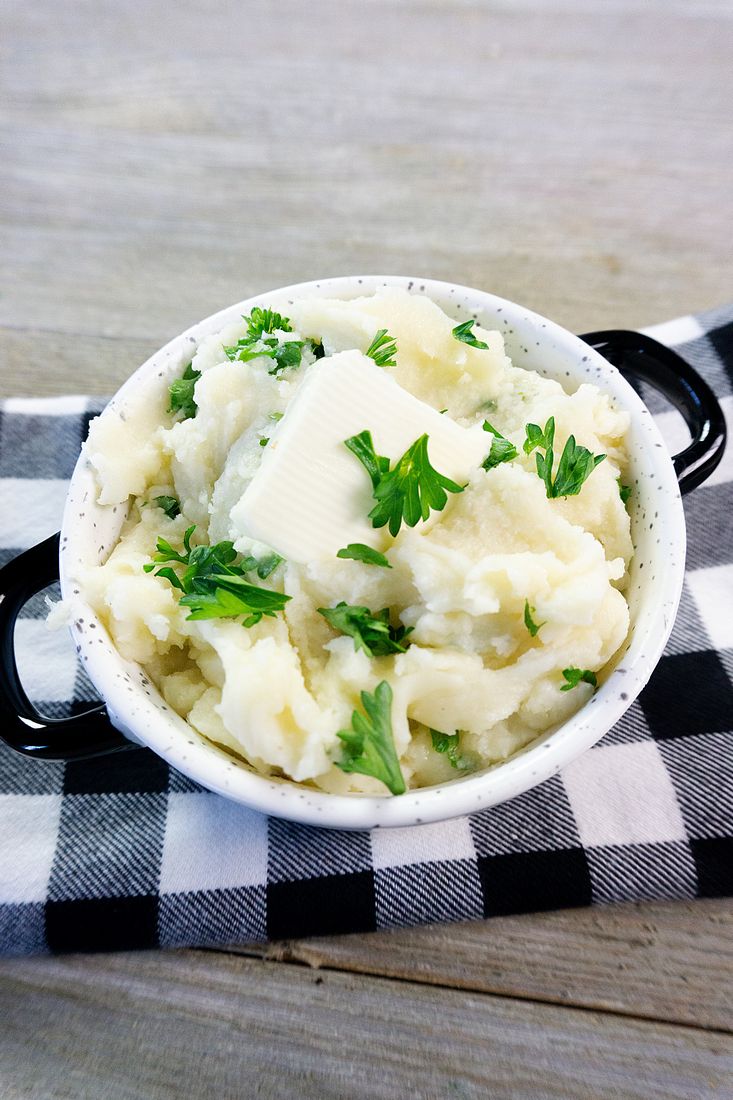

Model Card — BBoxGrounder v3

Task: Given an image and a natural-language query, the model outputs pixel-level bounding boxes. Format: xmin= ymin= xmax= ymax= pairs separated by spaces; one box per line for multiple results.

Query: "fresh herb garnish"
xmin=365 ymin=328 xmax=398 ymax=368
xmin=452 ymin=319 xmax=489 ymax=350
xmin=560 ymin=667 xmax=598 ymax=692
xmin=269 ymin=411 xmax=284 ymax=422
xmin=244 ymin=307 xmax=292 ymax=340
xmin=259 ymin=437 xmax=269 ymax=447
xmin=523 ymin=417 xmax=605 ymax=498
xmin=482 ymin=421 xmax=518 ymax=470
xmin=345 ymin=430 xmax=465 ymax=537
xmin=618 ymin=478 xmax=632 ymax=505
xmin=344 ymin=430 xmax=389 ymax=489
xmin=318 ymin=602 xmax=412 ymax=657
xmin=337 ymin=543 xmax=392 ymax=568
xmin=144 ymin=526 xmax=289 ymax=626
xmin=523 ymin=600 xmax=545 ymax=637
xmin=180 ymin=577 xmax=290 ymax=627
xmin=336 ymin=680 xmax=405 ymax=795
xmin=246 ymin=552 xmax=283 ymax=580
xmin=154 ymin=495 xmax=180 ymax=519
xmin=429 ymin=728 xmax=474 ymax=771
xmin=168 ymin=363 xmax=201 ymax=420
xmin=223 ymin=307 xmax=304 ymax=376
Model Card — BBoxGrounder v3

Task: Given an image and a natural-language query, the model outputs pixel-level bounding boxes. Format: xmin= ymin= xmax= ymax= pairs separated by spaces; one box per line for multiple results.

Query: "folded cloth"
xmin=1 ymin=306 xmax=731 ymax=957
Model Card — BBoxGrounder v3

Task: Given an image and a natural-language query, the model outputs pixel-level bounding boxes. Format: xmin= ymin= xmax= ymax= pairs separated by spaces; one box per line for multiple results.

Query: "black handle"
xmin=579 ymin=329 xmax=726 ymax=494
xmin=0 ymin=533 xmax=130 ymax=760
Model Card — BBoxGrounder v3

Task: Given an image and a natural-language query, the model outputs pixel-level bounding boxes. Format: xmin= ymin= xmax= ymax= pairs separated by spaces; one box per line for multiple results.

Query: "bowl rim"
xmin=60 ymin=275 xmax=686 ymax=829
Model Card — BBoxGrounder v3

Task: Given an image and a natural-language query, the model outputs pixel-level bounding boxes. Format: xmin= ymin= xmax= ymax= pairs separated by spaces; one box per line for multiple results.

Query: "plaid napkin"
xmin=1 ymin=306 xmax=731 ymax=956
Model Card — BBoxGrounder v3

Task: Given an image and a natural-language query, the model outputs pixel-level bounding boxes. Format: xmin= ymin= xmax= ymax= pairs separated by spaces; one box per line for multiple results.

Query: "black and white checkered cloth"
xmin=1 ymin=307 xmax=732 ymax=956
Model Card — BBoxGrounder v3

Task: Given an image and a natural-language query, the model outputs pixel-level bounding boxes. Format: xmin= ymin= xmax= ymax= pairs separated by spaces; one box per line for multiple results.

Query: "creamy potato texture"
xmin=82 ymin=288 xmax=632 ymax=793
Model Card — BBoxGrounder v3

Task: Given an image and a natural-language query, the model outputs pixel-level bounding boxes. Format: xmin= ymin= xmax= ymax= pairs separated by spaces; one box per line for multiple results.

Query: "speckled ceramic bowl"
xmin=0 ymin=276 xmax=725 ymax=828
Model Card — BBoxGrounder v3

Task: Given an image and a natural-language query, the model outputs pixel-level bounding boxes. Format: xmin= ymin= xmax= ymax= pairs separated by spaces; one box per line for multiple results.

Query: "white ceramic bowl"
xmin=57 ymin=276 xmax=687 ymax=828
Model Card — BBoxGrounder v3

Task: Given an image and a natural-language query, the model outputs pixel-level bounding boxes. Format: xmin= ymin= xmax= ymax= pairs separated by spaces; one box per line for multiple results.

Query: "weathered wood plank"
xmin=232 ymin=898 xmax=733 ymax=1033
xmin=1 ymin=950 xmax=731 ymax=1100
xmin=0 ymin=326 xmax=157 ymax=399
xmin=1 ymin=1 xmax=732 ymax=349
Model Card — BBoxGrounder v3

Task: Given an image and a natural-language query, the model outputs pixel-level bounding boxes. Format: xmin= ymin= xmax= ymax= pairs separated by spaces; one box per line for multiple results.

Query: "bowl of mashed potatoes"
xmin=3 ymin=276 xmax=716 ymax=827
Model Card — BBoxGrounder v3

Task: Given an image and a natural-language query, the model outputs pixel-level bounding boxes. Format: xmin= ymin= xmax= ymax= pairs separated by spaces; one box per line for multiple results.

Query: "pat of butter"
xmin=231 ymin=351 xmax=488 ymax=562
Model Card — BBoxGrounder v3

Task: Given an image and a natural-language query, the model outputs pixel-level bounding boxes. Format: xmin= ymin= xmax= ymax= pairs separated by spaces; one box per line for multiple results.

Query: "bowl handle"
xmin=0 ymin=533 xmax=130 ymax=760
xmin=578 ymin=329 xmax=727 ymax=494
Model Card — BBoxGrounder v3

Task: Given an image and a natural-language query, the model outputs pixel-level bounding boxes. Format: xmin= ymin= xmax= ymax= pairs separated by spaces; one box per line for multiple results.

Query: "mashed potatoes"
xmin=81 ymin=288 xmax=632 ymax=794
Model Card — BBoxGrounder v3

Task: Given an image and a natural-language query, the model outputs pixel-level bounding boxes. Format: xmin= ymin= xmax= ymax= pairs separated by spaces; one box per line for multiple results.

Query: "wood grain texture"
xmin=2 ymin=0 xmax=733 ymax=389
xmin=234 ymin=898 xmax=733 ymax=1032
xmin=1 ymin=950 xmax=731 ymax=1100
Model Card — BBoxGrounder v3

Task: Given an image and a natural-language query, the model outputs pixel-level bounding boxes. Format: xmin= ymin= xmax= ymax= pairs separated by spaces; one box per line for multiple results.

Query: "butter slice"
xmin=230 ymin=351 xmax=487 ymax=563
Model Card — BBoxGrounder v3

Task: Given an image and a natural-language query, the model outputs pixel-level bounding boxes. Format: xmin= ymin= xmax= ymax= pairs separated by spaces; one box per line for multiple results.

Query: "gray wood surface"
xmin=1 ymin=1 xmax=732 ymax=1097
xmin=2 ymin=950 xmax=731 ymax=1100
xmin=238 ymin=897 xmax=733 ymax=1032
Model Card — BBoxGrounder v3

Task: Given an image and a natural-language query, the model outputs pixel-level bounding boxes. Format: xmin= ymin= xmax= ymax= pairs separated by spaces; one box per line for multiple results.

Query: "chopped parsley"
xmin=452 ymin=319 xmax=489 ymax=350
xmin=365 ymin=328 xmax=397 ymax=368
xmin=269 ymin=411 xmax=284 ymax=422
xmin=345 ymin=430 xmax=465 ymax=537
xmin=317 ymin=602 xmax=412 ymax=657
xmin=560 ymin=667 xmax=598 ymax=692
xmin=154 ymin=495 xmax=180 ymax=520
xmin=336 ymin=543 xmax=392 ymax=568
xmin=523 ymin=600 xmax=544 ymax=637
xmin=482 ymin=421 xmax=518 ymax=470
xmin=144 ymin=526 xmax=289 ymax=626
xmin=429 ymin=728 xmax=474 ymax=771
xmin=168 ymin=363 xmax=201 ymax=420
xmin=243 ymin=552 xmax=283 ymax=580
xmin=618 ymin=478 xmax=632 ymax=505
xmin=244 ymin=307 xmax=292 ymax=340
xmin=180 ymin=583 xmax=289 ymax=627
xmin=223 ymin=307 xmax=304 ymax=376
xmin=259 ymin=437 xmax=269 ymax=447
xmin=523 ymin=417 xmax=605 ymax=498
xmin=336 ymin=680 xmax=405 ymax=795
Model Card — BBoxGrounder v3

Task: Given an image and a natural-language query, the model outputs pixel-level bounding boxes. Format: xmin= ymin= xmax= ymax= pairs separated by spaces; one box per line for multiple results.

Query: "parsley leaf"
xmin=523 ymin=600 xmax=545 ymax=637
xmin=168 ymin=363 xmax=201 ymax=420
xmin=482 ymin=420 xmax=518 ymax=470
xmin=259 ymin=437 xmax=269 ymax=447
xmin=345 ymin=431 xmax=465 ymax=537
xmin=244 ymin=307 xmax=292 ymax=340
xmin=523 ymin=418 xmax=554 ymax=456
xmin=344 ymin=430 xmax=390 ymax=489
xmin=523 ymin=417 xmax=605 ymax=498
xmin=452 ymin=319 xmax=489 ymax=350
xmin=560 ymin=667 xmax=598 ymax=692
xmin=318 ymin=602 xmax=412 ymax=657
xmin=180 ymin=582 xmax=289 ymax=627
xmin=223 ymin=307 xmax=304 ymax=375
xmin=270 ymin=339 xmax=305 ymax=374
xmin=337 ymin=543 xmax=392 ymax=568
xmin=365 ymin=328 xmax=398 ymax=367
xmin=154 ymin=495 xmax=180 ymax=519
xmin=618 ymin=478 xmax=632 ymax=505
xmin=336 ymin=680 xmax=406 ymax=795
xmin=144 ymin=525 xmax=289 ymax=626
xmin=429 ymin=728 xmax=474 ymax=771
xmin=143 ymin=524 xmax=196 ymax=572
xmin=234 ymin=552 xmax=282 ymax=580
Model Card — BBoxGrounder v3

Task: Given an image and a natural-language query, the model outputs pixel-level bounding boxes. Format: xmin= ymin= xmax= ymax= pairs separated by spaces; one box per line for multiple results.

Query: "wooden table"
xmin=2 ymin=2 xmax=732 ymax=1096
